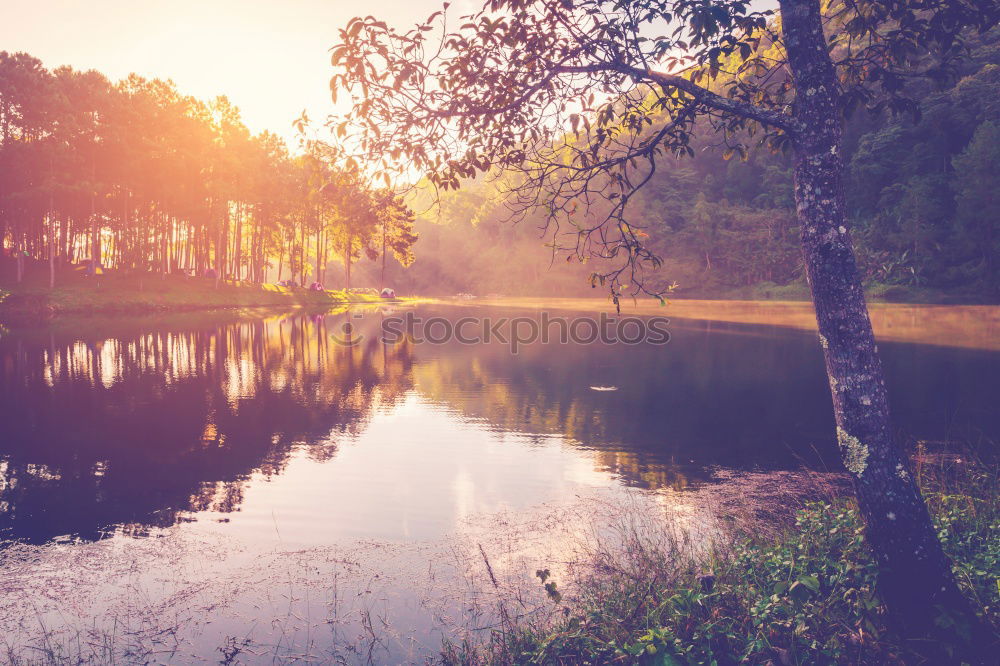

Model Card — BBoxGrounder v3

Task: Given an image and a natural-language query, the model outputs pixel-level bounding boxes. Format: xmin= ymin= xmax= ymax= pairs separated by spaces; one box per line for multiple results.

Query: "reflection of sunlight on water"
xmin=0 ymin=365 xmax=862 ymax=664
xmin=172 ymin=395 xmax=627 ymax=546
xmin=4 ymin=375 xmax=755 ymax=660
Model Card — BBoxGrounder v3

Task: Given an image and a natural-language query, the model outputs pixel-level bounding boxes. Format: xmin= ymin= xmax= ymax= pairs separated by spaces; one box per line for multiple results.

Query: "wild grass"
xmin=441 ymin=448 xmax=998 ymax=665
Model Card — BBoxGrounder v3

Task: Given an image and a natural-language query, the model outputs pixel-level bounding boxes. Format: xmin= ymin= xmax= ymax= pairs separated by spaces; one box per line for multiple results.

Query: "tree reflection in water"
xmin=0 ymin=309 xmax=415 ymax=543
xmin=1 ymin=304 xmax=997 ymax=544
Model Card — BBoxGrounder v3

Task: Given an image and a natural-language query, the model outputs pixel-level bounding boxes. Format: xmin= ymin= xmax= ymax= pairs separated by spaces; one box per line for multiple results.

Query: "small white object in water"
xmin=589 ymin=386 xmax=618 ymax=391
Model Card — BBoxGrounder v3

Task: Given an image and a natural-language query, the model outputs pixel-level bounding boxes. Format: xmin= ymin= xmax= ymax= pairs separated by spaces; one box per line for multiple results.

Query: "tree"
xmin=0 ymin=52 xmax=54 ymax=283
xmin=329 ymin=0 xmax=999 ymax=645
xmin=53 ymin=67 xmax=115 ymax=272
xmin=953 ymin=120 xmax=1000 ymax=289
xmin=311 ymin=145 xmax=380 ymax=290
xmin=689 ymin=192 xmax=717 ymax=272
xmin=372 ymin=189 xmax=418 ymax=289
xmin=1 ymin=53 xmax=416 ymax=293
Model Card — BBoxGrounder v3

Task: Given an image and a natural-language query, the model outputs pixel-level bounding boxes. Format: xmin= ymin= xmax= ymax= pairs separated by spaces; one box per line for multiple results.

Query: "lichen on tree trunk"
xmin=778 ymin=0 xmax=983 ymax=643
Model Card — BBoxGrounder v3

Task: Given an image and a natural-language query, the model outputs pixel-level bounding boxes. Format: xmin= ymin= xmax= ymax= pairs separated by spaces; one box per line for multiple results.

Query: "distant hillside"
xmin=371 ymin=29 xmax=1000 ymax=303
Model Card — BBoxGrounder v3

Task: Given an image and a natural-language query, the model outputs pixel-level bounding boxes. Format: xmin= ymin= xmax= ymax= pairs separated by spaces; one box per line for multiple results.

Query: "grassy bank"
xmin=445 ymin=450 xmax=999 ymax=665
xmin=0 ymin=273 xmax=386 ymax=320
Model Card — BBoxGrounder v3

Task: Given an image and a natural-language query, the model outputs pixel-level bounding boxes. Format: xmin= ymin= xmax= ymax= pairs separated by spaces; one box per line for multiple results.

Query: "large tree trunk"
xmin=779 ymin=0 xmax=985 ymax=645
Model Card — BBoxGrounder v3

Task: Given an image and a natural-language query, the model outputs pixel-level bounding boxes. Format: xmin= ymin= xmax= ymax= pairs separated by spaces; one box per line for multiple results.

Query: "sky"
xmin=1 ymin=0 xmax=447 ymax=147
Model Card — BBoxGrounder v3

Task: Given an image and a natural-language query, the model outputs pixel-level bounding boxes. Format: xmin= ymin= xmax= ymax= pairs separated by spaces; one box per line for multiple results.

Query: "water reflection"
xmin=0 ymin=310 xmax=414 ymax=542
xmin=0 ymin=304 xmax=997 ymax=544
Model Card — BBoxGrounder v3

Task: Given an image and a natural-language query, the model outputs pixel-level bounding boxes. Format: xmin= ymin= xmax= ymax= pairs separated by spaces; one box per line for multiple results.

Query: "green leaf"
xmin=788 ymin=581 xmax=811 ymax=603
xmin=799 ymin=575 xmax=821 ymax=592
xmin=654 ymin=652 xmax=683 ymax=666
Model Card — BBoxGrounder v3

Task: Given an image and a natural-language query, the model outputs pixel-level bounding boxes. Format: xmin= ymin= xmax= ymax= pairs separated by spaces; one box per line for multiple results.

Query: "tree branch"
xmin=555 ymin=61 xmax=802 ymax=135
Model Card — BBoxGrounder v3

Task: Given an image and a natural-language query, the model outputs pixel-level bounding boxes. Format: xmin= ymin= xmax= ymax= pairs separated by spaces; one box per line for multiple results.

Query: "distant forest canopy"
xmin=0 ymin=52 xmax=416 ymax=290
xmin=389 ymin=27 xmax=1000 ymax=302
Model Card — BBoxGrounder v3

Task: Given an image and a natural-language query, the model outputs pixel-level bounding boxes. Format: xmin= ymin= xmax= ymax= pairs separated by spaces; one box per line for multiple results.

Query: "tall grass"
xmin=442 ymin=448 xmax=998 ymax=665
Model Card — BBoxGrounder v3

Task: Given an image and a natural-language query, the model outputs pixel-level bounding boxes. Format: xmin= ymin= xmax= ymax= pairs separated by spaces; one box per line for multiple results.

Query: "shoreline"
xmin=0 ymin=278 xmax=399 ymax=322
xmin=3 ymin=276 xmax=996 ymax=323
xmin=5 ymin=288 xmax=999 ymax=351
xmin=434 ymin=296 xmax=1000 ymax=351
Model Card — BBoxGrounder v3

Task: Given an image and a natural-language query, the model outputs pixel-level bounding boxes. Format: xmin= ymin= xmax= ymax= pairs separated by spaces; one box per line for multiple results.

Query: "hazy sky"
xmin=1 ymin=0 xmax=447 ymax=146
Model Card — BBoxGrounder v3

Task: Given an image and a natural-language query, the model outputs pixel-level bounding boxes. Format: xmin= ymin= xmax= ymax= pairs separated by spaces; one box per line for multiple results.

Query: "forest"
xmin=4 ymin=30 xmax=999 ymax=302
xmin=392 ymin=28 xmax=1000 ymax=301
xmin=7 ymin=30 xmax=1000 ymax=302
xmin=0 ymin=53 xmax=416 ymax=291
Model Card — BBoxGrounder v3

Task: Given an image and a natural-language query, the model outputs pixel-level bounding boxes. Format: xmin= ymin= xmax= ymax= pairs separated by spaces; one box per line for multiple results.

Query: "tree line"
xmin=0 ymin=52 xmax=416 ymax=290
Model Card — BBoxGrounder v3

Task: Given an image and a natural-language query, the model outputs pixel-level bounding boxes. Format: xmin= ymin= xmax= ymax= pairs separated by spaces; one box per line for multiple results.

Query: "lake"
xmin=0 ymin=300 xmax=997 ymax=662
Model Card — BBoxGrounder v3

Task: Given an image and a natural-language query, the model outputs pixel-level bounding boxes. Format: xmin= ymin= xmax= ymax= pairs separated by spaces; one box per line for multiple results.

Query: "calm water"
xmin=1 ymin=301 xmax=998 ymax=546
xmin=0 ymin=301 xmax=998 ymax=662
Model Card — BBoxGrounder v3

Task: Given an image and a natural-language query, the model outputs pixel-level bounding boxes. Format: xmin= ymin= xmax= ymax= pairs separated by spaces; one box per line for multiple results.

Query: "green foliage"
xmin=332 ymin=0 xmax=999 ymax=299
xmin=952 ymin=120 xmax=1000 ymax=288
xmin=445 ymin=456 xmax=999 ymax=665
xmin=390 ymin=30 xmax=1000 ymax=301
xmin=847 ymin=52 xmax=1000 ymax=297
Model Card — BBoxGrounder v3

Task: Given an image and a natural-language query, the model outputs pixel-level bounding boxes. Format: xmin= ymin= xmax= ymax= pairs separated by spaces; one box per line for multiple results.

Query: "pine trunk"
xmin=315 ymin=227 xmax=322 ymax=285
xmin=381 ymin=222 xmax=387 ymax=291
xmin=90 ymin=156 xmax=99 ymax=271
xmin=345 ymin=248 xmax=352 ymax=291
xmin=779 ymin=0 xmax=986 ymax=644
xmin=48 ymin=219 xmax=55 ymax=289
xmin=90 ymin=216 xmax=100 ymax=270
